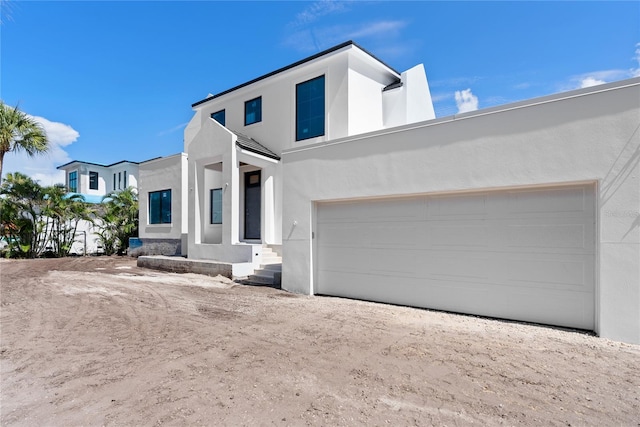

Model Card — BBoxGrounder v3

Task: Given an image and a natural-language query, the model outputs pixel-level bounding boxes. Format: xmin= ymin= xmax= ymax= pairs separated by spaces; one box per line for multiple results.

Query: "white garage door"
xmin=316 ymin=184 xmax=595 ymax=330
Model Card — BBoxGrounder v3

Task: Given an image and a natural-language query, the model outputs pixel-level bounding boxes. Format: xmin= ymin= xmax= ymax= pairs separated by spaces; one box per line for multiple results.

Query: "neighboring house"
xmin=56 ymin=160 xmax=140 ymax=255
xmin=183 ymin=40 xmax=435 ymax=277
xmin=57 ymin=160 xmax=140 ymax=201
xmin=134 ymin=153 xmax=188 ymax=256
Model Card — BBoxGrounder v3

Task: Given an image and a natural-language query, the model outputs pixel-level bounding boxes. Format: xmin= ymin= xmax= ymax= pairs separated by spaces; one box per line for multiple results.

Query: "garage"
xmin=315 ymin=184 xmax=596 ymax=330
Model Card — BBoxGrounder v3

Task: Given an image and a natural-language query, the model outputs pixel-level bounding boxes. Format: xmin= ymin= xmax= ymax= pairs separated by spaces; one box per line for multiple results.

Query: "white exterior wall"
xmin=281 ymin=79 xmax=640 ymax=344
xmin=109 ymin=163 xmax=139 ymax=193
xmin=190 ymin=45 xmax=401 ymax=153
xmin=138 ymin=153 xmax=188 ymax=241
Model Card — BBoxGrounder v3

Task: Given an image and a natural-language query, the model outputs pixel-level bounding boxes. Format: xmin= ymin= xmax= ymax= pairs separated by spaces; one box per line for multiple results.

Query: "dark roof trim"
xmin=383 ymin=79 xmax=403 ymax=92
xmin=234 ymin=131 xmax=281 ymax=161
xmin=57 ymin=159 xmax=140 ymax=170
xmin=192 ymin=40 xmax=400 ymax=108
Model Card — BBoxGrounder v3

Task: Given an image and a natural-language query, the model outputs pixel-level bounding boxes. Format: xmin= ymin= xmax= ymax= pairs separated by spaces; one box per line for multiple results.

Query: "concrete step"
xmin=247 ymin=262 xmax=282 ymax=287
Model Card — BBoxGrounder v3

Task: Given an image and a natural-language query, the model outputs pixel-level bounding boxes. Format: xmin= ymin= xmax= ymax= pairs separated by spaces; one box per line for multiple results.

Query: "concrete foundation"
xmin=137 ymin=255 xmax=253 ymax=280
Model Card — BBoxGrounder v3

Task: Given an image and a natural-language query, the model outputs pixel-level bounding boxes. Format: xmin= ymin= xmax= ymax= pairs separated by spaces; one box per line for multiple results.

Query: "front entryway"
xmin=244 ymin=170 xmax=261 ymax=239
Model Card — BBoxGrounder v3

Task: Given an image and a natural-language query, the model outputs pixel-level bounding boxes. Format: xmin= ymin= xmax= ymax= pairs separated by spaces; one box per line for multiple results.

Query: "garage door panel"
xmin=316 ymin=184 xmax=596 ymax=330
xmin=507 ymin=187 xmax=591 ymax=216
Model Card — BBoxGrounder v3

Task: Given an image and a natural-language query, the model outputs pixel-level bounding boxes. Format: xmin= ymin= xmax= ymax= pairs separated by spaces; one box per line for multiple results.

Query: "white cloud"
xmin=2 ymin=115 xmax=79 ymax=186
xmin=283 ymin=20 xmax=407 ymax=53
xmin=455 ymin=88 xmax=479 ymax=113
xmin=631 ymin=42 xmax=640 ymax=77
xmin=579 ymin=76 xmax=607 ymax=88
xmin=291 ymin=0 xmax=349 ymax=27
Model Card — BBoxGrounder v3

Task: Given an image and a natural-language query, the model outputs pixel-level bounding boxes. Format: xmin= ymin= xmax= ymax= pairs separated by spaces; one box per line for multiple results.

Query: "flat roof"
xmin=192 ymin=40 xmax=400 ymax=108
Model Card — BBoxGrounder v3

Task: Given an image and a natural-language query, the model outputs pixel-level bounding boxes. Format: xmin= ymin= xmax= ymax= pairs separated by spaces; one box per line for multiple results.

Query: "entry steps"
xmin=247 ymin=246 xmax=282 ymax=287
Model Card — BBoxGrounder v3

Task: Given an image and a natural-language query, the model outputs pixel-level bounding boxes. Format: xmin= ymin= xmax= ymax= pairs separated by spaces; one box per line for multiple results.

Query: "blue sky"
xmin=2 ymin=0 xmax=639 ymax=185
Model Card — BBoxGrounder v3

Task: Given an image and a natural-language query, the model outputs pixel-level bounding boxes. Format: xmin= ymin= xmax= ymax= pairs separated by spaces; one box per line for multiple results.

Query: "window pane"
xmin=211 ymin=110 xmax=225 ymax=126
xmin=89 ymin=171 xmax=98 ymax=190
xmin=245 ymin=97 xmax=262 ymax=125
xmin=211 ymin=188 xmax=222 ymax=224
xmin=69 ymin=171 xmax=77 ymax=192
xmin=149 ymin=189 xmax=171 ymax=224
xmin=296 ymin=75 xmax=325 ymax=141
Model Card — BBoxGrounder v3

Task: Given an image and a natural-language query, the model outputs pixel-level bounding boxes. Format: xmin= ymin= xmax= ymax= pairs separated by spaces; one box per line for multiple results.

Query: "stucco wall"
xmin=281 ymin=78 xmax=640 ymax=344
xmin=138 ymin=153 xmax=188 ymax=248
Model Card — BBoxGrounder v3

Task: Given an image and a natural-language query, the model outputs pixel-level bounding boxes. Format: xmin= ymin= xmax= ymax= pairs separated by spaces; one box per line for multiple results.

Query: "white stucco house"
xmin=177 ymin=41 xmax=639 ymax=344
xmin=182 ymin=41 xmax=435 ymax=277
xmin=56 ymin=159 xmax=141 ymax=254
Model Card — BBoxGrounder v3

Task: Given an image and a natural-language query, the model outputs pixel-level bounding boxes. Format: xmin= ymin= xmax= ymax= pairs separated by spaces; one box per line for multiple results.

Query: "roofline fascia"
xmin=192 ymin=40 xmax=400 ymax=108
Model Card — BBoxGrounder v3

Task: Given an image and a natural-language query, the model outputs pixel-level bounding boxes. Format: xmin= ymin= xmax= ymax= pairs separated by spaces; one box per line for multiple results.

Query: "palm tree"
xmin=0 ymin=101 xmax=49 ymax=179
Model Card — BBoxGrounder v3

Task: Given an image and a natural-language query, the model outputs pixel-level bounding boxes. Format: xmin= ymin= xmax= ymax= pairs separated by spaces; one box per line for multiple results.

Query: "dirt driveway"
xmin=1 ymin=257 xmax=638 ymax=426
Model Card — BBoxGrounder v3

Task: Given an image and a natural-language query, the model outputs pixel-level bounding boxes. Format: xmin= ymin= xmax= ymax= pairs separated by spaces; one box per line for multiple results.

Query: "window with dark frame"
xmin=210 ymin=188 xmax=222 ymax=224
xmin=113 ymin=173 xmax=116 ymax=190
xmin=89 ymin=171 xmax=99 ymax=190
xmin=211 ymin=110 xmax=226 ymax=126
xmin=296 ymin=75 xmax=325 ymax=141
xmin=124 ymin=171 xmax=127 ymax=188
xmin=118 ymin=172 xmax=121 ymax=189
xmin=244 ymin=97 xmax=262 ymax=126
xmin=149 ymin=189 xmax=172 ymax=224
xmin=69 ymin=171 xmax=78 ymax=193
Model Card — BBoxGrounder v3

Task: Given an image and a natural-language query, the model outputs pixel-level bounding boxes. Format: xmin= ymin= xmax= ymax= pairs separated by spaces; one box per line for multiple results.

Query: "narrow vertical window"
xmin=211 ymin=110 xmax=226 ymax=126
xmin=296 ymin=75 xmax=325 ymax=141
xmin=89 ymin=171 xmax=99 ymax=190
xmin=123 ymin=171 xmax=127 ymax=188
xmin=210 ymin=188 xmax=222 ymax=224
xmin=118 ymin=172 xmax=122 ymax=189
xmin=113 ymin=173 xmax=116 ymax=191
xmin=68 ymin=171 xmax=78 ymax=192
xmin=149 ymin=189 xmax=172 ymax=224
xmin=244 ymin=97 xmax=262 ymax=125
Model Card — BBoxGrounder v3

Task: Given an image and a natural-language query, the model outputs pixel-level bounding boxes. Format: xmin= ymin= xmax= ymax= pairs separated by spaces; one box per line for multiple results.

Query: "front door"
xmin=244 ymin=171 xmax=261 ymax=240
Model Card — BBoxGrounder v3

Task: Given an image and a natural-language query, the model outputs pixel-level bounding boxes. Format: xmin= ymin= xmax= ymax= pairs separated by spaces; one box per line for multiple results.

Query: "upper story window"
xmin=149 ymin=189 xmax=172 ymax=224
xmin=244 ymin=97 xmax=262 ymax=126
xmin=296 ymin=75 xmax=325 ymax=141
xmin=68 ymin=171 xmax=78 ymax=193
xmin=89 ymin=171 xmax=99 ymax=190
xmin=118 ymin=172 xmax=122 ymax=189
xmin=113 ymin=173 xmax=116 ymax=191
xmin=211 ymin=110 xmax=226 ymax=126
xmin=123 ymin=171 xmax=127 ymax=188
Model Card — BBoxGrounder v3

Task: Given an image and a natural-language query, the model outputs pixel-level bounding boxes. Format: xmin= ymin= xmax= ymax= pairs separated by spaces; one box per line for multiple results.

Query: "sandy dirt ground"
xmin=1 ymin=257 xmax=638 ymax=426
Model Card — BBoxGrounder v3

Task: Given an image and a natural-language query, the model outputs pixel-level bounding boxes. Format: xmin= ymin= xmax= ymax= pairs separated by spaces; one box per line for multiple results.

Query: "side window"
xmin=244 ymin=97 xmax=262 ymax=126
xmin=69 ymin=171 xmax=78 ymax=192
xmin=149 ymin=189 xmax=172 ymax=224
xmin=296 ymin=75 xmax=325 ymax=141
xmin=118 ymin=172 xmax=122 ymax=189
xmin=89 ymin=171 xmax=99 ymax=190
xmin=211 ymin=110 xmax=226 ymax=126
xmin=113 ymin=173 xmax=116 ymax=191
xmin=210 ymin=188 xmax=222 ymax=224
xmin=124 ymin=171 xmax=127 ymax=188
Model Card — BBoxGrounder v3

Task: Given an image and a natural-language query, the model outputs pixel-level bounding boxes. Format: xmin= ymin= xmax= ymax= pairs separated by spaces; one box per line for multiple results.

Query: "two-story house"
xmin=57 ymin=160 xmax=140 ymax=201
xmin=178 ymin=40 xmax=435 ymax=276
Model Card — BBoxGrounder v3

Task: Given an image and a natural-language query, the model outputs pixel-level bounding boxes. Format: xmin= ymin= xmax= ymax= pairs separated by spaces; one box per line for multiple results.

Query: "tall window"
xmin=118 ymin=172 xmax=122 ymax=189
xmin=296 ymin=75 xmax=325 ymax=141
xmin=211 ymin=110 xmax=225 ymax=126
xmin=210 ymin=188 xmax=222 ymax=224
xmin=69 ymin=171 xmax=78 ymax=192
xmin=244 ymin=97 xmax=262 ymax=125
xmin=149 ymin=189 xmax=172 ymax=224
xmin=113 ymin=173 xmax=116 ymax=191
xmin=89 ymin=171 xmax=98 ymax=190
xmin=123 ymin=171 xmax=127 ymax=188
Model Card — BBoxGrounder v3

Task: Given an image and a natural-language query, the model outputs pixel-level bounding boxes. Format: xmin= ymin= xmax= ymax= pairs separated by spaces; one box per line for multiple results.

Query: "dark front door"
xmin=244 ymin=170 xmax=261 ymax=240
